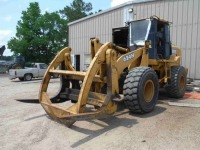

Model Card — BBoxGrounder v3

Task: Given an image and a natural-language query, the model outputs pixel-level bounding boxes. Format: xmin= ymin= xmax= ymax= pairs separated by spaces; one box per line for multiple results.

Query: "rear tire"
xmin=24 ymin=74 xmax=32 ymax=81
xmin=123 ymin=67 xmax=159 ymax=113
xmin=165 ymin=66 xmax=186 ymax=98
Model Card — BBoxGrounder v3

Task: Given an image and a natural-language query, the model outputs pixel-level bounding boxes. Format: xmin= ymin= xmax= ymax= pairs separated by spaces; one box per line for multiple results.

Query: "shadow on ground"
xmin=70 ymin=111 xmax=137 ymax=148
xmin=16 ymin=88 xmax=173 ymax=148
xmin=11 ymin=78 xmax=42 ymax=83
xmin=24 ymin=114 xmax=47 ymax=121
xmin=16 ymin=99 xmax=39 ymax=103
xmin=70 ymin=101 xmax=166 ymax=148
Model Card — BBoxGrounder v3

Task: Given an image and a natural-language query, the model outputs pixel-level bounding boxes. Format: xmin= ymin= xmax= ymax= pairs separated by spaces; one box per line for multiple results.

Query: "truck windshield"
xmin=129 ymin=19 xmax=151 ymax=46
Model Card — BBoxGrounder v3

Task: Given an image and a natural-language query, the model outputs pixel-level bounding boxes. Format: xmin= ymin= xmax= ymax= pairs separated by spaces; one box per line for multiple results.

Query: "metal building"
xmin=68 ymin=0 xmax=200 ymax=79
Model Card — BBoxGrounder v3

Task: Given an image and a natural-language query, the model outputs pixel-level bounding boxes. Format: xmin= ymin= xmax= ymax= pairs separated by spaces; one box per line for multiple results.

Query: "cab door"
xmin=38 ymin=63 xmax=48 ymax=77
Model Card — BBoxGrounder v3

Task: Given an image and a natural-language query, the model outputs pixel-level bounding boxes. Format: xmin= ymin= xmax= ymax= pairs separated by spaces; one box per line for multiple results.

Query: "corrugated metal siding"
xmin=69 ymin=0 xmax=200 ymax=79
xmin=69 ymin=8 xmax=124 ymax=70
xmin=130 ymin=0 xmax=200 ymax=79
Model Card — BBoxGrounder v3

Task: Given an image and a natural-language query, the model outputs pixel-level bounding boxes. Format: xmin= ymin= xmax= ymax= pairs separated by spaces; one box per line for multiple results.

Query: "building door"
xmin=74 ymin=55 xmax=80 ymax=71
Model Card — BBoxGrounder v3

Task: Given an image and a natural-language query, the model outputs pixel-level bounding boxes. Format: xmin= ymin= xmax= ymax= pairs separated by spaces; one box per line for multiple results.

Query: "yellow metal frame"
xmin=39 ymin=38 xmax=184 ymax=127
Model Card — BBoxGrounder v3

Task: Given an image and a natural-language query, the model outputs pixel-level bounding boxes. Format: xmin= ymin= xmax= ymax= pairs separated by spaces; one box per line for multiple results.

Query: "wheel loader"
xmin=39 ymin=16 xmax=187 ymax=127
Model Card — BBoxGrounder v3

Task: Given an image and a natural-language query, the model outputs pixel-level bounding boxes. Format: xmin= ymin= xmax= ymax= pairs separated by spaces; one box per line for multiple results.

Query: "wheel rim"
xmin=179 ymin=75 xmax=185 ymax=90
xmin=26 ymin=74 xmax=31 ymax=80
xmin=143 ymin=80 xmax=155 ymax=102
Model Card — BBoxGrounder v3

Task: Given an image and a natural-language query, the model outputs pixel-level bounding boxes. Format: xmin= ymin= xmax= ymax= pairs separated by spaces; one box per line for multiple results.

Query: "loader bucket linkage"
xmin=39 ymin=41 xmax=122 ymax=127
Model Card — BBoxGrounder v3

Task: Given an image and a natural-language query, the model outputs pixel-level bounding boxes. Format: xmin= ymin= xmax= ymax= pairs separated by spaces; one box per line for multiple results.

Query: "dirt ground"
xmin=0 ymin=73 xmax=200 ymax=150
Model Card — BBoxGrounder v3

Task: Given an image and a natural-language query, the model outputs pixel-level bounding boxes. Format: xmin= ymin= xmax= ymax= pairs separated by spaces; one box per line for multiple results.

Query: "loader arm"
xmin=39 ymin=38 xmax=151 ymax=127
xmin=39 ymin=42 xmax=119 ymax=127
xmin=116 ymin=40 xmax=151 ymax=76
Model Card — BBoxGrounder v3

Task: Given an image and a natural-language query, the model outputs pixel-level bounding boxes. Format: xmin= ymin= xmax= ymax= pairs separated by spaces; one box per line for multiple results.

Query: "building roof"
xmin=68 ymin=0 xmax=157 ymax=26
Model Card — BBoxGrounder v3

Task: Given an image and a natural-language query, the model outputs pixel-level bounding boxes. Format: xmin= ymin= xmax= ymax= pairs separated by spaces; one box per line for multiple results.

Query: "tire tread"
xmin=123 ymin=67 xmax=158 ymax=113
xmin=166 ymin=66 xmax=186 ymax=98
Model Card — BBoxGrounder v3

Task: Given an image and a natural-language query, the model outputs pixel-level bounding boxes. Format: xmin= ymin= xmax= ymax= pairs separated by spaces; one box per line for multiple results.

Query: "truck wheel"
xmin=19 ymin=77 xmax=24 ymax=81
xmin=24 ymin=74 xmax=32 ymax=81
xmin=165 ymin=66 xmax=186 ymax=98
xmin=123 ymin=67 xmax=159 ymax=113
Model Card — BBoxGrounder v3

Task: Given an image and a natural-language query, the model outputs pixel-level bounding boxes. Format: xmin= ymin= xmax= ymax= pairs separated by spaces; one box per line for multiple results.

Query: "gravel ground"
xmin=0 ymin=73 xmax=200 ymax=150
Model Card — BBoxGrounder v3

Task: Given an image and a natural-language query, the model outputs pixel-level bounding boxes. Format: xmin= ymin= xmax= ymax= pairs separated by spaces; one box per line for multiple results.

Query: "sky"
xmin=0 ymin=0 xmax=132 ymax=56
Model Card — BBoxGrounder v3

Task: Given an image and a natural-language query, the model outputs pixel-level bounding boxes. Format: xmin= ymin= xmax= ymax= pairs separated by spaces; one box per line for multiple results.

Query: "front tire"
xmin=123 ymin=67 xmax=159 ymax=113
xmin=165 ymin=66 xmax=186 ymax=98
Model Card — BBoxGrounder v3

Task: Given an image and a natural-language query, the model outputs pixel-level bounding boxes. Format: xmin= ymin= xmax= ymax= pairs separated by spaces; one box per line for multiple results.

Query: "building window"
xmin=84 ymin=54 xmax=91 ymax=69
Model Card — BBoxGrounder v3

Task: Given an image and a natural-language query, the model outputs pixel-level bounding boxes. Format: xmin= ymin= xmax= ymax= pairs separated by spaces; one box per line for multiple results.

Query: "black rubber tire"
xmin=123 ymin=67 xmax=159 ymax=113
xmin=24 ymin=74 xmax=32 ymax=81
xmin=19 ymin=77 xmax=24 ymax=81
xmin=165 ymin=66 xmax=186 ymax=98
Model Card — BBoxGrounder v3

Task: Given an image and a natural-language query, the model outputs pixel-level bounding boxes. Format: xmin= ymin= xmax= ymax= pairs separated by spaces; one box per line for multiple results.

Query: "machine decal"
xmin=123 ymin=53 xmax=134 ymax=62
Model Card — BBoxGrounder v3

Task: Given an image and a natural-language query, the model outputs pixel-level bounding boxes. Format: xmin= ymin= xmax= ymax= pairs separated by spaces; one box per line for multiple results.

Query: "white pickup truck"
xmin=9 ymin=63 xmax=48 ymax=81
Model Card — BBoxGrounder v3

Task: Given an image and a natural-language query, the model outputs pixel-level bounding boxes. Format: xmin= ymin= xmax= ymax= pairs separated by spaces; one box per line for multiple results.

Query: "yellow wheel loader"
xmin=39 ymin=16 xmax=187 ymax=127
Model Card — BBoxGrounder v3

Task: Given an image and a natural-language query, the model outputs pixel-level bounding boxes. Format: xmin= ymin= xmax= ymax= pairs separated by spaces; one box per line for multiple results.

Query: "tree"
xmin=0 ymin=56 xmax=13 ymax=61
xmin=59 ymin=0 xmax=93 ymax=46
xmin=60 ymin=0 xmax=92 ymax=22
xmin=89 ymin=9 xmax=102 ymax=15
xmin=36 ymin=12 xmax=67 ymax=63
xmin=8 ymin=0 xmax=94 ymax=64
xmin=8 ymin=2 xmax=41 ymax=61
xmin=8 ymin=2 xmax=67 ymax=63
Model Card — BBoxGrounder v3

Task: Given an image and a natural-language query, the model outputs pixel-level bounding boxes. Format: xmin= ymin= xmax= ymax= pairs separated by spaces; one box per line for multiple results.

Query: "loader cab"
xmin=112 ymin=27 xmax=128 ymax=48
xmin=145 ymin=18 xmax=172 ymax=59
xmin=112 ymin=17 xmax=172 ymax=59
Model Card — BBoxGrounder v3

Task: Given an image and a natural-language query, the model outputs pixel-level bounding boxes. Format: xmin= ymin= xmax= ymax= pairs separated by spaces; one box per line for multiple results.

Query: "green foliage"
xmin=0 ymin=56 xmax=13 ymax=61
xmin=36 ymin=11 xmax=67 ymax=63
xmin=7 ymin=0 xmax=94 ymax=64
xmin=60 ymin=0 xmax=92 ymax=22
xmin=89 ymin=9 xmax=102 ymax=15
xmin=8 ymin=2 xmax=67 ymax=64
